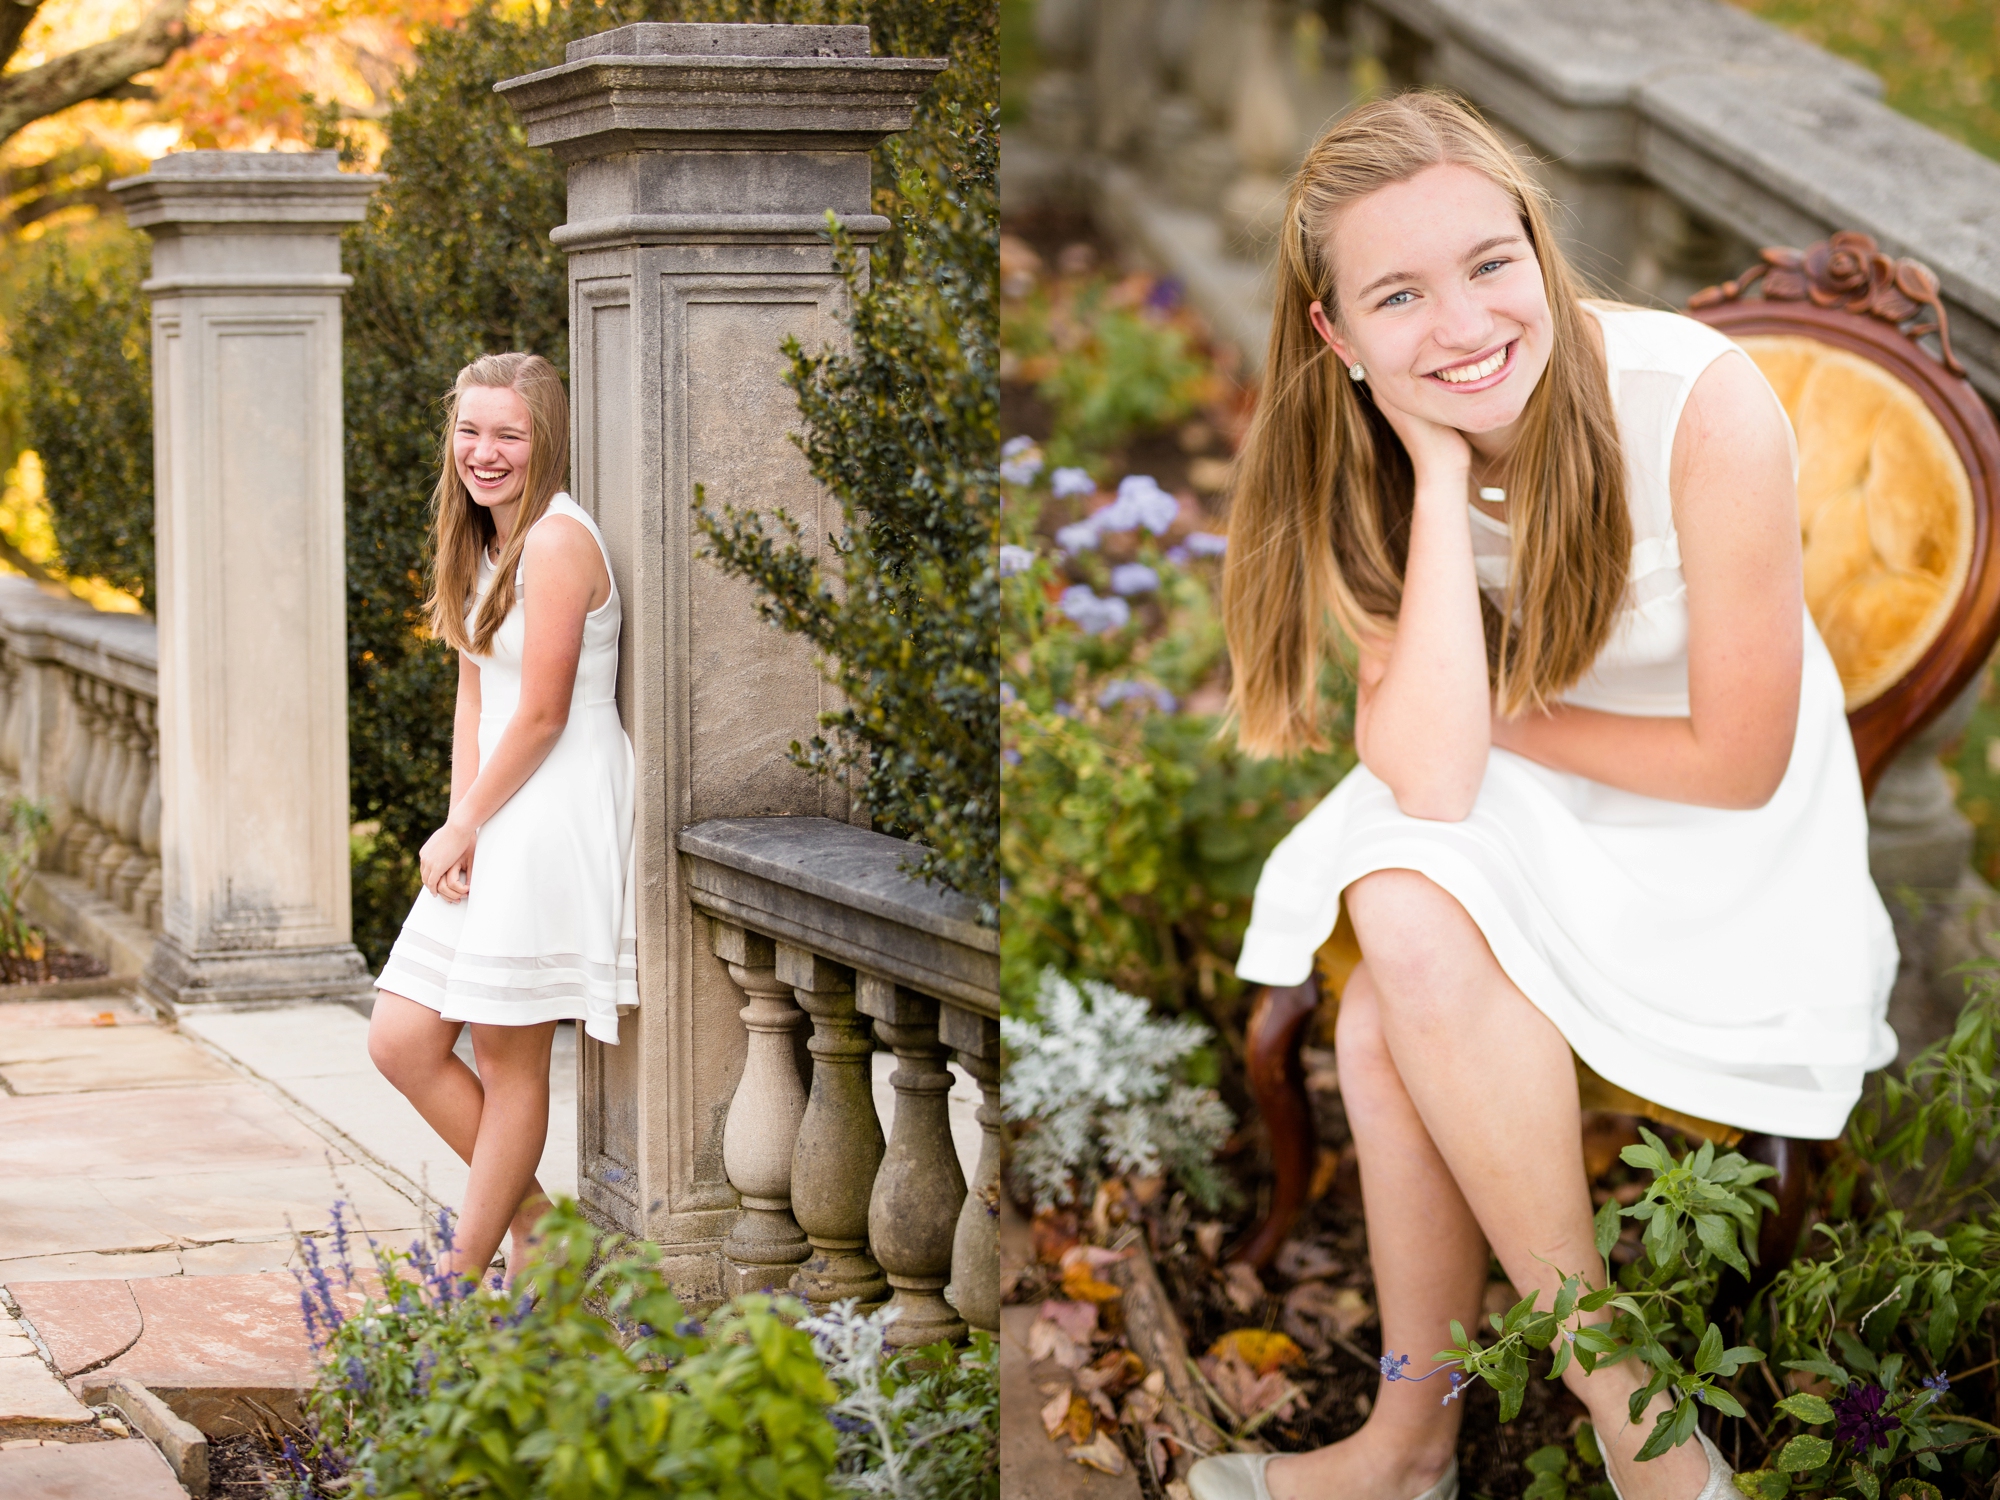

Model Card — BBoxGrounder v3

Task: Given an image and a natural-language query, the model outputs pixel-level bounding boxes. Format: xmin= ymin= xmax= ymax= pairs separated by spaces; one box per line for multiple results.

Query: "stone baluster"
xmin=941 ymin=1002 xmax=1001 ymax=1333
xmin=717 ymin=921 xmax=812 ymax=1293
xmin=93 ymin=691 xmax=137 ymax=897
xmin=62 ymin=681 xmax=106 ymax=874
xmin=720 ymin=928 xmax=812 ymax=1296
xmin=112 ymin=697 xmax=153 ymax=912
xmin=858 ymin=977 xmax=968 ymax=1346
xmin=0 ymin=647 xmax=20 ymax=786
xmin=135 ymin=699 xmax=162 ymax=930
xmin=784 ymin=944 xmax=887 ymax=1310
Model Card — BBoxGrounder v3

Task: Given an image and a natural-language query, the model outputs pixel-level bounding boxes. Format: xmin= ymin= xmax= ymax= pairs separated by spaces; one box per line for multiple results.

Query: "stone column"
xmin=497 ymin=24 xmax=942 ymax=1296
xmin=109 ymin=153 xmax=379 ymax=1009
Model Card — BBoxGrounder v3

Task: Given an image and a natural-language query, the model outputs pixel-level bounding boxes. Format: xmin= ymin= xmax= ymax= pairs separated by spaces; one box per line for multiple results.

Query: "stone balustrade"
xmin=0 ymin=575 xmax=161 ymax=972
xmin=680 ymin=816 xmax=1000 ymax=1341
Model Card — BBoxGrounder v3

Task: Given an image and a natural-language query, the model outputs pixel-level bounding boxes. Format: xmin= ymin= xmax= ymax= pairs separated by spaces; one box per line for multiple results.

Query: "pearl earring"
xmin=1348 ymin=362 xmax=1366 ymax=383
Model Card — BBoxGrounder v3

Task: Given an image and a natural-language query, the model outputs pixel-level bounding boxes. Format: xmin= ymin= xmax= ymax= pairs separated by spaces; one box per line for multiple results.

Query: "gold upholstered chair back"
xmin=1689 ymin=231 xmax=2000 ymax=796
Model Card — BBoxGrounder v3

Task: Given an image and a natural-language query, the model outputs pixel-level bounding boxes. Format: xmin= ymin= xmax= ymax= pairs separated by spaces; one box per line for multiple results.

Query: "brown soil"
xmin=209 ymin=1431 xmax=286 ymax=1495
xmin=0 ymin=944 xmax=109 ymax=987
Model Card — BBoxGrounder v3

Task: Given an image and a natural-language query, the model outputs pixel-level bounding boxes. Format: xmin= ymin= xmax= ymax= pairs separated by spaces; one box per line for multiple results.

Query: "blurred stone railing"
xmin=680 ymin=816 xmax=1000 ymax=1342
xmin=1007 ymin=0 xmax=2000 ymax=1031
xmin=0 ymin=575 xmax=160 ymax=974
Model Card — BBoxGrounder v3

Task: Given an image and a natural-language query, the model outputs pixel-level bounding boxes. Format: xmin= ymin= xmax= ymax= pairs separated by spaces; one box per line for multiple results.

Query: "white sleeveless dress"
xmin=376 ymin=493 xmax=638 ymax=1044
xmin=1235 ymin=306 xmax=1899 ymax=1139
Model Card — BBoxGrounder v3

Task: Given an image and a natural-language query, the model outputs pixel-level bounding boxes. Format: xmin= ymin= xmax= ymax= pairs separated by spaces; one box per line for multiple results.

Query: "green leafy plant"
xmin=1001 ymin=967 xmax=1235 ymax=1212
xmin=15 ymin=227 xmax=154 ymax=601
xmin=0 ymin=794 xmax=49 ymax=977
xmin=802 ymin=1300 xmax=998 ymax=1498
xmin=294 ymin=1198 xmax=842 ymax=1500
xmin=695 ymin=99 xmax=999 ymax=916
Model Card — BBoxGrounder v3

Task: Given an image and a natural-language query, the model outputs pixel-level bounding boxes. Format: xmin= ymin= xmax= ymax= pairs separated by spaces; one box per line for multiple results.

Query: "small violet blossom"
xmin=1059 ymin=585 xmax=1130 ymax=636
xmin=1184 ymin=530 xmax=1228 ymax=557
xmin=1000 ymin=435 xmax=1044 ymax=486
xmin=1380 ymin=1349 xmax=1464 ymax=1404
xmin=1000 ymin=682 xmax=1017 ymax=706
xmin=1099 ymin=679 xmax=1177 ymax=713
xmin=1920 ymin=1370 xmax=1951 ymax=1408
xmin=999 ymin=543 xmax=1035 ymax=577
xmin=1050 ymin=466 xmax=1096 ymax=499
xmin=1109 ymin=562 xmax=1159 ymax=596
xmin=1164 ymin=546 xmax=1191 ymax=566
xmin=1054 ymin=521 xmax=1099 ymax=553
xmin=1094 ymin=475 xmax=1179 ymax=536
xmin=1832 ymin=1382 xmax=1894 ymax=1450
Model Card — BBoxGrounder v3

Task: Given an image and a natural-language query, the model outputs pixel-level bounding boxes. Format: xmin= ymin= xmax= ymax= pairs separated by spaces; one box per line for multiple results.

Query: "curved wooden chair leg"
xmin=1226 ymin=976 xmax=1320 ymax=1270
xmin=1742 ymin=1133 xmax=1815 ymax=1290
xmin=1710 ymin=1132 xmax=1815 ymax=1316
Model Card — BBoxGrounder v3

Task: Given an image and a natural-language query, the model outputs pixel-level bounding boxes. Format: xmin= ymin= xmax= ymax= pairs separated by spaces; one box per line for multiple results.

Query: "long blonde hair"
xmin=426 ymin=352 xmax=570 ymax=655
xmin=1223 ymin=90 xmax=1629 ymax=755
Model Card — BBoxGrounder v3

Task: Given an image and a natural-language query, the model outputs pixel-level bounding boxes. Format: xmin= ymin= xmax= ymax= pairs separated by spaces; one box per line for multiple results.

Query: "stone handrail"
xmin=680 ymin=816 xmax=999 ymax=1340
xmin=0 ymin=576 xmax=161 ymax=962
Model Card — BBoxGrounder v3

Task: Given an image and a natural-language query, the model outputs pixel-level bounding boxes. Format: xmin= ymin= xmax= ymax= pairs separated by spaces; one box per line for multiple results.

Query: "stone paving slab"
xmin=0 ymin=1024 xmax=238 ymax=1094
xmin=182 ymin=1004 xmax=581 ymax=1206
xmin=999 ymin=1303 xmax=1142 ymax=1500
xmin=7 ymin=1283 xmax=140 ymax=1379
xmin=0 ymin=996 xmax=151 ymax=1030
xmin=0 ymin=1307 xmax=90 ymax=1425
xmin=0 ymin=1081 xmax=357 ymax=1181
xmin=0 ymin=1435 xmax=186 ymax=1498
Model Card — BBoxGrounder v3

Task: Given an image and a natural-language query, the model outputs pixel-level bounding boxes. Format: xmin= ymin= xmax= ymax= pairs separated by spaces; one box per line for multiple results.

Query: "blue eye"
xmin=1475 ymin=259 xmax=1508 ymax=276
xmin=1381 ymin=289 xmax=1414 ymax=308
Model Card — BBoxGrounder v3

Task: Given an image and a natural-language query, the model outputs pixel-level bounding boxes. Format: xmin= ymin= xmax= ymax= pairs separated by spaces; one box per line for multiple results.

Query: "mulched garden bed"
xmin=0 ymin=943 xmax=109 ymax=988
xmin=1006 ymin=1045 xmax=1668 ymax=1497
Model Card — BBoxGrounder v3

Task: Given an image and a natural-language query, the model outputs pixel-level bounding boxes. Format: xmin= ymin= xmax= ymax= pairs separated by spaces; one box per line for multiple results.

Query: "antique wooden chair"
xmin=1233 ymin=232 xmax=2000 ymax=1285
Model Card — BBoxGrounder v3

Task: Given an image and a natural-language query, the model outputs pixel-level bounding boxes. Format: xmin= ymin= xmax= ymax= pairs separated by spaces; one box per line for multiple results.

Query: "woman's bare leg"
xmin=441 ymin=1019 xmax=559 ymax=1281
xmin=367 ymin=992 xmax=551 ymax=1273
xmin=1259 ymin=965 xmax=1484 ymax=1500
xmin=1341 ymin=869 xmax=1709 ymax=1500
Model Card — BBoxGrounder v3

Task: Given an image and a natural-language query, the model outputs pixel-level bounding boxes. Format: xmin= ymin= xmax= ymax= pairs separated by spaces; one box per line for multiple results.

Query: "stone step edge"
xmin=84 ymin=1376 xmax=208 ymax=1498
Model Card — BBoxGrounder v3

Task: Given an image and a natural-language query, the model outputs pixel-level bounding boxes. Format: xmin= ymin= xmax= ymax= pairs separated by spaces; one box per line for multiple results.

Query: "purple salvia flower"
xmin=1054 ymin=520 xmax=1098 ymax=553
xmin=1164 ymin=545 xmax=1191 ymax=565
xmin=998 ymin=544 xmax=1034 ymax=577
xmin=1184 ymin=531 xmax=1228 ymax=557
xmin=1058 ymin=585 xmax=1129 ymax=635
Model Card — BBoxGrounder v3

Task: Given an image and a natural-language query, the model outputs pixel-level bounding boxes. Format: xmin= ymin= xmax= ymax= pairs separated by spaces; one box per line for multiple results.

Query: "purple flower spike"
xmin=1379 ymin=1351 xmax=1411 ymax=1381
xmin=1184 ymin=531 xmax=1228 ymax=557
xmin=1921 ymin=1370 xmax=1950 ymax=1408
xmin=1442 ymin=1371 xmax=1468 ymax=1406
xmin=1051 ymin=467 xmax=1095 ymax=499
xmin=1109 ymin=562 xmax=1159 ymax=596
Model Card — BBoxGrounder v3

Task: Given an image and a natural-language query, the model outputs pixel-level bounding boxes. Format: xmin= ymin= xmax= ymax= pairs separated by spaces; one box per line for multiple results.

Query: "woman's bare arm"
xmin=418 ymin=516 xmax=609 ymax=896
xmin=1491 ymin=351 xmax=1802 ymax=808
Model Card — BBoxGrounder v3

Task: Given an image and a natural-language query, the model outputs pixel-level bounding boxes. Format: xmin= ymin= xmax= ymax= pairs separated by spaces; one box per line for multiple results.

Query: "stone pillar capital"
xmin=109 ymin=151 xmax=382 ymax=297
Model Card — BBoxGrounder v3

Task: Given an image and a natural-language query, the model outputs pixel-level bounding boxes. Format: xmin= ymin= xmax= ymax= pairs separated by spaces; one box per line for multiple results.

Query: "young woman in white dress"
xmin=368 ymin=353 xmax=637 ymax=1286
xmin=1184 ymin=95 xmax=1896 ymax=1500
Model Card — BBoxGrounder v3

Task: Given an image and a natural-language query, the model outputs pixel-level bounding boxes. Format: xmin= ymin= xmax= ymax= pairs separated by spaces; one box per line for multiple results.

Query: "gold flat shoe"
xmin=1184 ymin=1452 xmax=1459 ymax=1500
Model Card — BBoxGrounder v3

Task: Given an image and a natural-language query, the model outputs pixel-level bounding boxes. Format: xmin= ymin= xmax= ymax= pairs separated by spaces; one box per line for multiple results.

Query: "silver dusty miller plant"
xmin=1002 ymin=968 xmax=1235 ymax=1211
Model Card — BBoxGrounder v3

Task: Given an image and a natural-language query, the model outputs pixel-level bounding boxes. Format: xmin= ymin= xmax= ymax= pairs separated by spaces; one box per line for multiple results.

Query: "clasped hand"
xmin=420 ymin=817 xmax=477 ymax=903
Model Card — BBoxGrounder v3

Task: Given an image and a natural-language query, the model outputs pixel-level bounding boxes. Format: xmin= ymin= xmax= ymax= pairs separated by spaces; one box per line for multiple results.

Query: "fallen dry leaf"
xmin=1274 ymin=1239 xmax=1341 ymax=1283
xmin=1141 ymin=1420 xmax=1182 ymax=1482
xmin=1192 ymin=1221 xmax=1226 ymax=1262
xmin=1122 ymin=1381 xmax=1162 ymax=1427
xmin=1282 ymin=1281 xmax=1371 ymax=1353
xmin=1208 ymin=1328 xmax=1306 ymax=1377
xmin=1040 ymin=1386 xmax=1073 ymax=1438
xmin=1039 ymin=1298 xmax=1098 ymax=1343
xmin=1028 ymin=1316 xmax=1087 ymax=1369
xmin=1078 ymin=1347 xmax=1147 ymax=1400
xmin=1032 ymin=1208 xmax=1080 ymax=1264
xmin=1220 ymin=1260 xmax=1266 ymax=1314
xmin=1068 ymin=1431 xmax=1129 ymax=1476
xmin=1199 ymin=1349 xmax=1307 ymax=1427
xmin=91 ymin=1011 xmax=117 ymax=1026
xmin=1308 ymin=1146 xmax=1340 ymax=1202
xmin=1064 ymin=1392 xmax=1095 ymax=1445
xmin=1060 ymin=1244 xmax=1131 ymax=1304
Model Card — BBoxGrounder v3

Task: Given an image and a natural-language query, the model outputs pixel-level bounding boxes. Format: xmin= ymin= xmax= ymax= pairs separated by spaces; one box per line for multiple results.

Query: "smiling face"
xmin=1311 ymin=162 xmax=1555 ymax=451
xmin=453 ymin=383 xmax=534 ymax=515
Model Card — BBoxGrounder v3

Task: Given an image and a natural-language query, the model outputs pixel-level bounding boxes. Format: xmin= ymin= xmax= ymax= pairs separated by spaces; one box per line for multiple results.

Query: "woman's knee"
xmin=1344 ymin=870 xmax=1489 ymax=1025
xmin=468 ymin=1022 xmax=557 ymax=1086
xmin=367 ymin=993 xmax=456 ymax=1086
